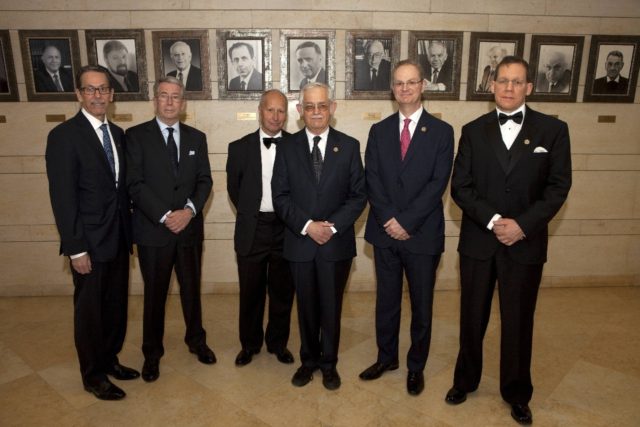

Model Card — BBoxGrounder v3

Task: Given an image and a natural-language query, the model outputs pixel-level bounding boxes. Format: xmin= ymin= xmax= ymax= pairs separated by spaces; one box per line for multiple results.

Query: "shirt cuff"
xmin=301 ymin=219 xmax=312 ymax=235
xmin=330 ymin=226 xmax=337 ymax=234
xmin=160 ymin=210 xmax=172 ymax=223
xmin=70 ymin=252 xmax=87 ymax=260
xmin=185 ymin=199 xmax=196 ymax=216
xmin=487 ymin=213 xmax=502 ymax=230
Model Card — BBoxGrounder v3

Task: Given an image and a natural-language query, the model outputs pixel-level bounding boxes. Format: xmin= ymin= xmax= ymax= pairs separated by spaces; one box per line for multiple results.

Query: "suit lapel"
xmin=319 ymin=128 xmax=340 ymax=187
xmin=150 ymin=120 xmax=176 ymax=178
xmin=506 ymin=107 xmax=537 ymax=175
xmin=484 ymin=113 xmax=509 ymax=173
xmin=249 ymin=131 xmax=262 ymax=188
xmin=74 ymin=112 xmax=115 ymax=178
xmin=293 ymin=130 xmax=317 ymax=185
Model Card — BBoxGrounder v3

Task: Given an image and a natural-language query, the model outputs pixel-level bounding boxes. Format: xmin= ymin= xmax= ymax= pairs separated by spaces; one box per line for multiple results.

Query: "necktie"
xmin=432 ymin=69 xmax=439 ymax=83
xmin=371 ymin=68 xmax=377 ymax=87
xmin=498 ymin=111 xmax=523 ymax=125
xmin=400 ymin=118 xmax=411 ymax=160
xmin=311 ymin=135 xmax=323 ymax=183
xmin=240 ymin=81 xmax=246 ymax=91
xmin=53 ymin=74 xmax=64 ymax=91
xmin=167 ymin=127 xmax=179 ymax=176
xmin=177 ymin=72 xmax=183 ymax=84
xmin=99 ymin=124 xmax=116 ymax=178
xmin=262 ymin=137 xmax=281 ymax=149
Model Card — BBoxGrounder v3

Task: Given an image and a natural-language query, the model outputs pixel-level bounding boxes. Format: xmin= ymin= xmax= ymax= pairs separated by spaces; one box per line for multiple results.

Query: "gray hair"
xmin=153 ymin=75 xmax=185 ymax=97
xmin=298 ymin=82 xmax=333 ymax=104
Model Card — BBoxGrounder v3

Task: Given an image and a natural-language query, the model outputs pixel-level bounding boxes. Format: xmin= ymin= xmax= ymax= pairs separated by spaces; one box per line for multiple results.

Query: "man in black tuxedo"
xmin=444 ymin=56 xmax=571 ymax=425
xmin=354 ymin=39 xmax=391 ymax=91
xmin=296 ymin=41 xmax=327 ymax=89
xmin=359 ymin=59 xmax=454 ymax=396
xmin=46 ymin=65 xmax=139 ymax=400
xmin=424 ymin=41 xmax=453 ymax=92
xmin=228 ymin=42 xmax=263 ymax=91
xmin=102 ymin=40 xmax=139 ymax=93
xmin=167 ymin=41 xmax=203 ymax=91
xmin=34 ymin=45 xmax=74 ymax=92
xmin=226 ymin=89 xmax=295 ymax=366
xmin=592 ymin=50 xmax=629 ymax=94
xmin=126 ymin=76 xmax=214 ymax=383
xmin=272 ymin=82 xmax=366 ymax=390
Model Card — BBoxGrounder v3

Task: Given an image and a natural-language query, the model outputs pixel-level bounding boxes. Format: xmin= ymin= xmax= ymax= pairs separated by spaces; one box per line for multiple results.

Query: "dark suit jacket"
xmin=364 ymin=109 xmax=454 ymax=255
xmin=592 ymin=75 xmax=629 ymax=94
xmin=126 ymin=118 xmax=212 ymax=247
xmin=226 ymin=129 xmax=290 ymax=255
xmin=299 ymin=68 xmax=327 ymax=89
xmin=34 ymin=67 xmax=74 ymax=92
xmin=46 ymin=111 xmax=132 ymax=262
xmin=108 ymin=70 xmax=139 ymax=93
xmin=354 ymin=59 xmax=391 ymax=91
xmin=229 ymin=70 xmax=263 ymax=91
xmin=536 ymin=69 xmax=571 ymax=93
xmin=451 ymin=106 xmax=572 ymax=264
xmin=272 ymin=127 xmax=366 ymax=262
xmin=168 ymin=65 xmax=203 ymax=91
xmin=426 ymin=59 xmax=453 ymax=90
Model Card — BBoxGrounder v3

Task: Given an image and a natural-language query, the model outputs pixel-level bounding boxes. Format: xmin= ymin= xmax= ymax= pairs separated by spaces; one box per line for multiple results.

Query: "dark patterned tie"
xmin=99 ymin=124 xmax=116 ymax=178
xmin=167 ymin=127 xmax=179 ymax=176
xmin=311 ymin=135 xmax=322 ymax=183
xmin=53 ymin=74 xmax=64 ymax=91
xmin=240 ymin=81 xmax=246 ymax=91
xmin=432 ymin=69 xmax=439 ymax=83
xmin=177 ymin=72 xmax=183 ymax=84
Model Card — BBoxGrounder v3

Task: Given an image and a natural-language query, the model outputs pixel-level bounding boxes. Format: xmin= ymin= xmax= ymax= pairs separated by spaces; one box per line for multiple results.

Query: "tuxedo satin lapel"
xmin=400 ymin=110 xmax=428 ymax=173
xmin=506 ymin=107 xmax=537 ymax=175
xmin=249 ymin=132 xmax=262 ymax=185
xmin=484 ymin=114 xmax=509 ymax=173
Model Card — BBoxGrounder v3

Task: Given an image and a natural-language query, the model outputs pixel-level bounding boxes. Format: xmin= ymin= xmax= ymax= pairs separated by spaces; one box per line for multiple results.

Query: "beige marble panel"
xmin=547 ymin=0 xmax=640 ymax=17
xmin=563 ymin=171 xmax=636 ymax=219
xmin=130 ymin=11 xmax=245 ymax=28
xmin=312 ymin=0 xmax=430 ymax=12
xmin=190 ymin=0 xmax=312 ymax=9
xmin=372 ymin=12 xmax=490 ymax=32
xmin=0 ymin=174 xmax=53 ymax=225
xmin=598 ymin=17 xmax=640 ymax=34
xmin=431 ymin=0 xmax=546 ymax=15
xmin=587 ymin=154 xmax=640 ymax=171
xmin=579 ymin=219 xmax=640 ymax=235
xmin=0 ymin=225 xmax=30 ymax=242
xmin=488 ymin=15 xmax=600 ymax=34
xmin=0 ymin=11 xmax=132 ymax=29
xmin=545 ymin=235 xmax=632 ymax=277
xmin=571 ymin=153 xmax=588 ymax=170
xmin=0 ymin=241 xmax=71 ymax=291
xmin=252 ymin=11 xmax=373 ymax=29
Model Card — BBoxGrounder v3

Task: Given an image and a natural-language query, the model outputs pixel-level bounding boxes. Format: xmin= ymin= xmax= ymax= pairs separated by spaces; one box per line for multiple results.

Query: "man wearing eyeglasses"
xmin=445 ymin=56 xmax=571 ymax=425
xmin=46 ymin=65 xmax=139 ymax=400
xmin=360 ymin=59 xmax=454 ymax=396
xmin=272 ymin=82 xmax=366 ymax=391
xmin=126 ymin=76 xmax=214 ymax=383
xmin=354 ymin=39 xmax=391 ymax=91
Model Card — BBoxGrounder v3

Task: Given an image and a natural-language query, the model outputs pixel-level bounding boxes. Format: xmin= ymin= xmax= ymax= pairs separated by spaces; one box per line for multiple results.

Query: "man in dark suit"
xmin=228 ymin=42 xmax=263 ymax=91
xmin=296 ymin=41 xmax=327 ymax=89
xmin=478 ymin=46 xmax=507 ymax=93
xmin=592 ymin=50 xmax=629 ymax=94
xmin=226 ymin=89 xmax=295 ymax=366
xmin=102 ymin=40 xmax=139 ymax=93
xmin=126 ymin=76 xmax=214 ymax=383
xmin=34 ymin=45 xmax=74 ymax=92
xmin=46 ymin=65 xmax=139 ymax=400
xmin=354 ymin=39 xmax=391 ymax=91
xmin=424 ymin=41 xmax=453 ymax=91
xmin=272 ymin=82 xmax=366 ymax=391
xmin=359 ymin=59 xmax=454 ymax=396
xmin=535 ymin=51 xmax=571 ymax=93
xmin=444 ymin=56 xmax=571 ymax=425
xmin=167 ymin=41 xmax=203 ymax=91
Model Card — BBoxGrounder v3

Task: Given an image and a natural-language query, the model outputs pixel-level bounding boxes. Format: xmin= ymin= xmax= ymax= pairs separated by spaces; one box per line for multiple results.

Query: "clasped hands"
xmin=307 ymin=220 xmax=335 ymax=245
xmin=165 ymin=209 xmax=193 ymax=234
xmin=493 ymin=217 xmax=525 ymax=246
xmin=384 ymin=217 xmax=410 ymax=241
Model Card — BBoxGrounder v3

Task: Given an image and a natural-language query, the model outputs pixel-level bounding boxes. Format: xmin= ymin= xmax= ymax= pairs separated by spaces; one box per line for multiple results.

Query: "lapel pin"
xmin=333 ymin=146 xmax=339 ymax=152
xmin=421 ymin=126 xmax=427 ymax=132
xmin=524 ymin=139 xmax=530 ymax=145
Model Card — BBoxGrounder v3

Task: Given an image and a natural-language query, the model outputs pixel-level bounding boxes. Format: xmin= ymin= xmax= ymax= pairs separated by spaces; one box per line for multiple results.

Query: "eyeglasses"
xmin=392 ymin=80 xmax=423 ymax=88
xmin=157 ymin=93 xmax=183 ymax=102
xmin=80 ymin=86 xmax=112 ymax=95
xmin=302 ymin=103 xmax=330 ymax=112
xmin=495 ymin=79 xmax=526 ymax=88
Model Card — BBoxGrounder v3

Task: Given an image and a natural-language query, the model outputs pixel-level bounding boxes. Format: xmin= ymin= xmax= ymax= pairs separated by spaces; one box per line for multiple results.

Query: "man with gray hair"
xmin=536 ymin=50 xmax=571 ymax=93
xmin=103 ymin=40 xmax=139 ymax=92
xmin=355 ymin=39 xmax=391 ymax=91
xmin=167 ymin=41 xmax=203 ymax=91
xmin=424 ymin=40 xmax=452 ymax=91
xmin=478 ymin=45 xmax=507 ymax=92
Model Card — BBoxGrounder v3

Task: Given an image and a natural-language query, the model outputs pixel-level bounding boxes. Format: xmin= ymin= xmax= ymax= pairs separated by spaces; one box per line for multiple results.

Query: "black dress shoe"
xmin=189 ymin=344 xmax=217 ymax=364
xmin=510 ymin=404 xmax=532 ymax=425
xmin=359 ymin=361 xmax=399 ymax=380
xmin=406 ymin=371 xmax=424 ymax=396
xmin=142 ymin=359 xmax=159 ymax=382
xmin=321 ymin=368 xmax=341 ymax=390
xmin=235 ymin=349 xmax=258 ymax=366
xmin=445 ymin=387 xmax=467 ymax=405
xmin=291 ymin=365 xmax=315 ymax=387
xmin=270 ymin=348 xmax=294 ymax=364
xmin=84 ymin=379 xmax=126 ymax=400
xmin=107 ymin=363 xmax=140 ymax=380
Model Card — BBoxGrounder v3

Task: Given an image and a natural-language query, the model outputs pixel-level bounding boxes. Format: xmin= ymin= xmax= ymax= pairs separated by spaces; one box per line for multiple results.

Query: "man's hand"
xmin=307 ymin=221 xmax=335 ymax=245
xmin=165 ymin=209 xmax=193 ymax=234
xmin=493 ymin=218 xmax=525 ymax=246
xmin=71 ymin=253 xmax=92 ymax=275
xmin=384 ymin=217 xmax=410 ymax=240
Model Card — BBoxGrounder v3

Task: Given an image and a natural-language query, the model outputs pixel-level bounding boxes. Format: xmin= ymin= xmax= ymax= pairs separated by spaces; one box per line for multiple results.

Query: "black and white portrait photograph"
xmin=152 ymin=30 xmax=211 ymax=100
xmin=280 ymin=30 xmax=335 ymax=98
xmin=86 ymin=29 xmax=149 ymax=101
xmin=467 ymin=32 xmax=524 ymax=101
xmin=528 ymin=35 xmax=584 ymax=102
xmin=19 ymin=30 xmax=81 ymax=101
xmin=0 ymin=30 xmax=19 ymax=101
xmin=584 ymin=35 xmax=640 ymax=103
xmin=409 ymin=31 xmax=463 ymax=101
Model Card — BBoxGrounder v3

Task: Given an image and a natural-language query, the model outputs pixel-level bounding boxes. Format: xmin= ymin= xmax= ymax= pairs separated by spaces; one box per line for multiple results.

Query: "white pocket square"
xmin=533 ymin=146 xmax=548 ymax=153
xmin=189 ymin=150 xmax=196 ymax=156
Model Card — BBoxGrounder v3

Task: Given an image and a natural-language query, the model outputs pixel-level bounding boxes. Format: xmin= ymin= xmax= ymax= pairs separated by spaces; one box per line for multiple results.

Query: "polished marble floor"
xmin=0 ymin=286 xmax=638 ymax=426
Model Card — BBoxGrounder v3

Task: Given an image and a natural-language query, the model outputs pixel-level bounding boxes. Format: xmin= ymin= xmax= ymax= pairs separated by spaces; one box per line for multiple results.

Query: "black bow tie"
xmin=498 ymin=111 xmax=523 ymax=125
xmin=263 ymin=137 xmax=281 ymax=148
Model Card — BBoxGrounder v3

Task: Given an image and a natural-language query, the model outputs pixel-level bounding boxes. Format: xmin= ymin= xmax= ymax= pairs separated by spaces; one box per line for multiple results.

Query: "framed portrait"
xmin=216 ymin=29 xmax=271 ymax=100
xmin=345 ymin=30 xmax=399 ymax=100
xmin=85 ymin=29 xmax=149 ymax=101
xmin=466 ymin=32 xmax=525 ymax=101
xmin=0 ymin=30 xmax=19 ymax=102
xmin=152 ymin=30 xmax=211 ymax=100
xmin=19 ymin=30 xmax=81 ymax=102
xmin=409 ymin=31 xmax=463 ymax=101
xmin=583 ymin=35 xmax=640 ymax=103
xmin=528 ymin=35 xmax=584 ymax=103
xmin=280 ymin=29 xmax=335 ymax=99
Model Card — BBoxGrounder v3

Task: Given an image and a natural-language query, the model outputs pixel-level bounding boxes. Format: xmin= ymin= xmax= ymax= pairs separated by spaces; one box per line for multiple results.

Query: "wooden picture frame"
xmin=528 ymin=35 xmax=584 ymax=102
xmin=0 ymin=30 xmax=19 ymax=102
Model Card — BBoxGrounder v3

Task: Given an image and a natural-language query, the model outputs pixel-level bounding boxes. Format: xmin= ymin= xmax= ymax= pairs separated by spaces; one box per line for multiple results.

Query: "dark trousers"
xmin=236 ymin=212 xmax=294 ymax=352
xmin=71 ymin=244 xmax=129 ymax=386
xmin=138 ymin=241 xmax=206 ymax=361
xmin=373 ymin=244 xmax=440 ymax=372
xmin=290 ymin=257 xmax=352 ymax=370
xmin=453 ymin=248 xmax=543 ymax=405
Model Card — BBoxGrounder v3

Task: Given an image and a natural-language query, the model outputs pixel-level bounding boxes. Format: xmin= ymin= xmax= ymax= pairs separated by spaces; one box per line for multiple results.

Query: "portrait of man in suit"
xmin=592 ymin=49 xmax=630 ymax=94
xmin=359 ymin=59 xmax=454 ymax=396
xmin=126 ymin=76 xmax=214 ymax=383
xmin=226 ymin=89 xmax=295 ymax=367
xmin=354 ymin=39 xmax=392 ymax=91
xmin=227 ymin=41 xmax=263 ymax=91
xmin=445 ymin=56 xmax=571 ymax=425
xmin=294 ymin=40 xmax=327 ymax=89
xmin=165 ymin=40 xmax=203 ymax=91
xmin=272 ymin=82 xmax=367 ymax=391
xmin=477 ymin=45 xmax=508 ymax=93
xmin=99 ymin=39 xmax=139 ymax=93
xmin=32 ymin=43 xmax=74 ymax=92
xmin=46 ymin=65 xmax=139 ymax=401
xmin=422 ymin=40 xmax=453 ymax=92
xmin=535 ymin=48 xmax=572 ymax=93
